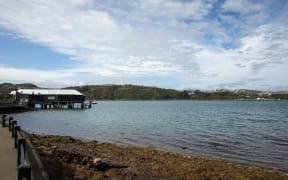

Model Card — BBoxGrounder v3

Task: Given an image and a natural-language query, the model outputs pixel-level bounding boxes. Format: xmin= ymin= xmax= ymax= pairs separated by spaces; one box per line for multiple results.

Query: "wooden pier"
xmin=12 ymin=89 xmax=91 ymax=110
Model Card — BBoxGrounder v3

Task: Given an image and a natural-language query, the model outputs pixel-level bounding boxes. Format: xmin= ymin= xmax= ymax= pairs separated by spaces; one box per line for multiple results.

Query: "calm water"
xmin=14 ymin=100 xmax=288 ymax=171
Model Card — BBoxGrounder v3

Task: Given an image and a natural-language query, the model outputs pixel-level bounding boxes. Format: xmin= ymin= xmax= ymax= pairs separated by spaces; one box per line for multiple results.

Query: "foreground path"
xmin=0 ymin=126 xmax=17 ymax=180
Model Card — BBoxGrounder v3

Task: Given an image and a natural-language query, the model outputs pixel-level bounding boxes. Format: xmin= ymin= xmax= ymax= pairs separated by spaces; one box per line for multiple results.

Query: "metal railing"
xmin=2 ymin=114 xmax=31 ymax=180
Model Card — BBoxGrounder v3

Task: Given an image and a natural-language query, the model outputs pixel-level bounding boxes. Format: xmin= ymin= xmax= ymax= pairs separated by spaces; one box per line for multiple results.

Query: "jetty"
xmin=0 ymin=103 xmax=29 ymax=114
xmin=10 ymin=89 xmax=91 ymax=110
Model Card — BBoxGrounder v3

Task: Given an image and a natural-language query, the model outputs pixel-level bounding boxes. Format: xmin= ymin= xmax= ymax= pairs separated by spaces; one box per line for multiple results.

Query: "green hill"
xmin=1 ymin=83 xmax=287 ymax=101
xmin=0 ymin=83 xmax=38 ymax=100
xmin=0 ymin=82 xmax=38 ymax=93
xmin=65 ymin=84 xmax=190 ymax=100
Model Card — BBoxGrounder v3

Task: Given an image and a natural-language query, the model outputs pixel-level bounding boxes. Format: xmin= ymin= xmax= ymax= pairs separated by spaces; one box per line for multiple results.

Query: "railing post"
xmin=12 ymin=120 xmax=17 ymax=138
xmin=15 ymin=126 xmax=20 ymax=148
xmin=17 ymin=138 xmax=25 ymax=166
xmin=18 ymin=165 xmax=31 ymax=180
xmin=17 ymin=137 xmax=31 ymax=180
xmin=8 ymin=117 xmax=13 ymax=131
xmin=2 ymin=114 xmax=6 ymax=127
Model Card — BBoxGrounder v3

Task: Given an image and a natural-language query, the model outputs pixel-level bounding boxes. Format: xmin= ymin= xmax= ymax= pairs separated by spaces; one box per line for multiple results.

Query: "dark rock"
xmin=64 ymin=155 xmax=73 ymax=163
xmin=94 ymin=161 xmax=108 ymax=171
xmin=204 ymin=176 xmax=211 ymax=180
xmin=80 ymin=157 xmax=88 ymax=165
xmin=94 ymin=159 xmax=128 ymax=171
xmin=87 ymin=162 xmax=94 ymax=169
xmin=86 ymin=156 xmax=94 ymax=168
xmin=68 ymin=137 xmax=75 ymax=143
xmin=73 ymin=157 xmax=80 ymax=164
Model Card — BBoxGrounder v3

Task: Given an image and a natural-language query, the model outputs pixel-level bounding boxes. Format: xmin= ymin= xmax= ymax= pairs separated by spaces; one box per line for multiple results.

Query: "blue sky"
xmin=0 ymin=0 xmax=287 ymax=90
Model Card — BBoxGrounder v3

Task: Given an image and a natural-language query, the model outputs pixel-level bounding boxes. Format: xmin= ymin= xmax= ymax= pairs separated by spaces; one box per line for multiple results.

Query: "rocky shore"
xmin=28 ymin=133 xmax=287 ymax=180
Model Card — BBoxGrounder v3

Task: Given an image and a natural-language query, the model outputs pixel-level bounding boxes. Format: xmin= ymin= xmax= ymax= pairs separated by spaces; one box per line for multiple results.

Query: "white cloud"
xmin=138 ymin=0 xmax=214 ymax=20
xmin=163 ymin=20 xmax=287 ymax=90
xmin=0 ymin=0 xmax=287 ymax=90
xmin=0 ymin=66 xmax=73 ymax=81
xmin=238 ymin=24 xmax=288 ymax=67
xmin=222 ymin=0 xmax=263 ymax=14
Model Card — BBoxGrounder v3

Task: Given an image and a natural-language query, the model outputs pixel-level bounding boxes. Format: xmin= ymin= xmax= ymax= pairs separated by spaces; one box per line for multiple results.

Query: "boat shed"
xmin=15 ymin=89 xmax=91 ymax=109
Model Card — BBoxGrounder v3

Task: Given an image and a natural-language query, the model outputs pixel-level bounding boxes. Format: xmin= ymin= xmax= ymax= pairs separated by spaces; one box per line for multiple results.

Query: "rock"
xmin=95 ymin=161 xmax=108 ymax=171
xmin=80 ymin=157 xmax=88 ymax=165
xmin=89 ymin=140 xmax=98 ymax=144
xmin=204 ymin=176 xmax=211 ymax=180
xmin=93 ymin=158 xmax=102 ymax=164
xmin=87 ymin=162 xmax=94 ymax=169
xmin=68 ymin=137 xmax=75 ymax=143
xmin=86 ymin=156 xmax=94 ymax=168
xmin=94 ymin=159 xmax=128 ymax=171
xmin=73 ymin=157 xmax=80 ymax=164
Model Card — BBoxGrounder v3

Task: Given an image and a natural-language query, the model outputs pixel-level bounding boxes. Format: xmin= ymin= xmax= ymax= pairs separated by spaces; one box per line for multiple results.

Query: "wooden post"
xmin=17 ymin=138 xmax=25 ymax=166
xmin=14 ymin=126 xmax=20 ymax=148
xmin=8 ymin=117 xmax=13 ymax=131
xmin=12 ymin=120 xmax=17 ymax=138
xmin=18 ymin=165 xmax=31 ymax=180
xmin=2 ymin=114 xmax=6 ymax=127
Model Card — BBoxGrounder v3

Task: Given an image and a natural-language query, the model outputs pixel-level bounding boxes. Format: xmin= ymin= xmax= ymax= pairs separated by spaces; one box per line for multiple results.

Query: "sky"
xmin=0 ymin=0 xmax=287 ymax=90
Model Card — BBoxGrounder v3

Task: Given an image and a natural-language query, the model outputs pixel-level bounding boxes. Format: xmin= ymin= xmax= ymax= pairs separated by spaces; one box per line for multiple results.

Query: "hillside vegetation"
xmin=65 ymin=85 xmax=190 ymax=100
xmin=0 ymin=83 xmax=38 ymax=93
xmin=0 ymin=83 xmax=38 ymax=101
xmin=1 ymin=83 xmax=287 ymax=101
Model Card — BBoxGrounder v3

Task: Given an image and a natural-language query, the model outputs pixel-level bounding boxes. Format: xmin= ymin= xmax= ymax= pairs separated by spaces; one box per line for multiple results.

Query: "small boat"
xmin=91 ymin=100 xmax=97 ymax=104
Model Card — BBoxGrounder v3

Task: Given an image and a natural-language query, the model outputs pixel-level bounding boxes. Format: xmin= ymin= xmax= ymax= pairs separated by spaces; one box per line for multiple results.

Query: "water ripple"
xmin=14 ymin=100 xmax=288 ymax=171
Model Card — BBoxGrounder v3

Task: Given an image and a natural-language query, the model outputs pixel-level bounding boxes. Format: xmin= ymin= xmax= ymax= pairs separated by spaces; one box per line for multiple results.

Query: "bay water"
xmin=14 ymin=100 xmax=288 ymax=171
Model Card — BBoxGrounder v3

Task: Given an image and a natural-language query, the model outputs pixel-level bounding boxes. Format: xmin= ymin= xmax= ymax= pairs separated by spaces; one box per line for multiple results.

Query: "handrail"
xmin=1 ymin=114 xmax=31 ymax=180
xmin=18 ymin=138 xmax=31 ymax=180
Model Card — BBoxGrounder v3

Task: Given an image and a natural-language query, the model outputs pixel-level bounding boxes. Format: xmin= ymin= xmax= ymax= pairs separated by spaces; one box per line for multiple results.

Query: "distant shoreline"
xmin=1 ymin=83 xmax=288 ymax=102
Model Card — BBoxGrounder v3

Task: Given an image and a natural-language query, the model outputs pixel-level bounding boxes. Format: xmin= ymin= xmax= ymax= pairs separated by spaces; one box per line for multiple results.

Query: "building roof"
xmin=16 ymin=89 xmax=84 ymax=96
xmin=10 ymin=91 xmax=16 ymax=95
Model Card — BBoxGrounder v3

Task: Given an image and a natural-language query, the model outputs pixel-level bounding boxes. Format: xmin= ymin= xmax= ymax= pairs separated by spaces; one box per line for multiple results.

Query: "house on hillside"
xmin=11 ymin=89 xmax=91 ymax=109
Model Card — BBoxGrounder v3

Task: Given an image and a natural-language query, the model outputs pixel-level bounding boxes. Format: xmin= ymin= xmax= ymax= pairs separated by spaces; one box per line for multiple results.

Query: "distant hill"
xmin=0 ymin=83 xmax=190 ymax=100
xmin=1 ymin=83 xmax=287 ymax=100
xmin=0 ymin=83 xmax=38 ymax=95
xmin=65 ymin=84 xmax=190 ymax=100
